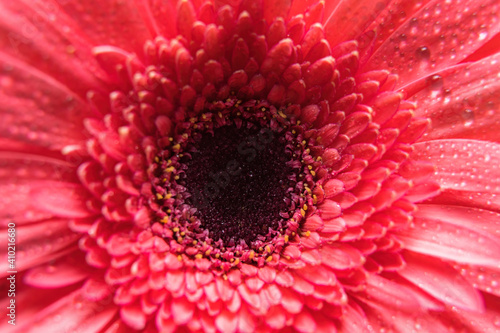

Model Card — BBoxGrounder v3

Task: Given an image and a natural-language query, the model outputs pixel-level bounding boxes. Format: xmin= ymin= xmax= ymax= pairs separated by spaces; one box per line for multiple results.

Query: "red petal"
xmin=410 ymin=53 xmax=500 ymax=142
xmin=18 ymin=290 xmax=117 ymax=333
xmin=400 ymin=251 xmax=483 ymax=311
xmin=24 ymin=255 xmax=89 ymax=288
xmin=364 ymin=0 xmax=500 ymax=88
xmin=396 ymin=205 xmax=500 ymax=267
xmin=412 ymin=140 xmax=500 ymax=210
xmin=0 ymin=53 xmax=90 ymax=148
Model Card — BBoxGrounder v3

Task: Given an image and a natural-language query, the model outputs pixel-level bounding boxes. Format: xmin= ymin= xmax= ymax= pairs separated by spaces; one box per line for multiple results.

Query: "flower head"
xmin=2 ymin=0 xmax=500 ymax=332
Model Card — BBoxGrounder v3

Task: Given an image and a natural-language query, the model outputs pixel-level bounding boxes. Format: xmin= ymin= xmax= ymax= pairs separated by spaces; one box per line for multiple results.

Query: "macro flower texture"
xmin=1 ymin=0 xmax=500 ymax=332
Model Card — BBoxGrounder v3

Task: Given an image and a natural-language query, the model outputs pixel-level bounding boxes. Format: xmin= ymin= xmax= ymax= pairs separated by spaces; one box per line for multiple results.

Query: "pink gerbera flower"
xmin=1 ymin=0 xmax=500 ymax=332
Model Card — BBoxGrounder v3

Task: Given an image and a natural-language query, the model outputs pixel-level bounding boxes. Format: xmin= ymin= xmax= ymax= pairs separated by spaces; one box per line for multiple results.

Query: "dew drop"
xmin=462 ymin=109 xmax=474 ymax=127
xmin=426 ymin=74 xmax=443 ymax=90
xmin=416 ymin=46 xmax=431 ymax=60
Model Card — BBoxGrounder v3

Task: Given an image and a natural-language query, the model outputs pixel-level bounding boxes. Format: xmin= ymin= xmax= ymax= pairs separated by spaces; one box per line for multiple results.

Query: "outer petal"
xmin=363 ymin=0 xmax=500 ymax=88
xmin=0 ymin=220 xmax=80 ymax=276
xmin=14 ymin=290 xmax=117 ymax=333
xmin=409 ymin=53 xmax=500 ymax=142
xmin=0 ymin=2 xmax=109 ymax=96
xmin=412 ymin=140 xmax=500 ymax=211
xmin=324 ymin=0 xmax=391 ymax=46
xmin=395 ymin=206 xmax=500 ymax=267
xmin=0 ymin=53 xmax=91 ymax=149
xmin=399 ymin=251 xmax=484 ymax=312
xmin=52 ymin=0 xmax=151 ymax=55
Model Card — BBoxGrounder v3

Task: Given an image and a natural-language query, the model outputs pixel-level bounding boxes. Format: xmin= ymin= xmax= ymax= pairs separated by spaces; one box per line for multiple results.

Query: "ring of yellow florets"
xmin=147 ymin=98 xmax=325 ymax=270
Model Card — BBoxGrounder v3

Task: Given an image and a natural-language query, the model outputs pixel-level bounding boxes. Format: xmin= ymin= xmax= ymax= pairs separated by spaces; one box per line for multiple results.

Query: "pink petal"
xmin=120 ymin=302 xmax=147 ymax=330
xmin=55 ymin=0 xmax=152 ymax=55
xmin=30 ymin=182 xmax=94 ymax=218
xmin=399 ymin=251 xmax=484 ymax=311
xmin=16 ymin=290 xmax=117 ymax=333
xmin=319 ymin=243 xmax=365 ymax=270
xmin=171 ymin=297 xmax=195 ymax=325
xmin=409 ymin=53 xmax=500 ymax=141
xmin=395 ymin=205 xmax=500 ymax=267
xmin=215 ymin=309 xmax=238 ymax=333
xmin=366 ymin=0 xmax=434 ymax=52
xmin=0 ymin=53 xmax=90 ymax=149
xmin=450 ymin=293 xmax=500 ymax=333
xmin=412 ymin=139 xmax=500 ymax=210
xmin=0 ymin=3 xmax=108 ymax=96
xmin=363 ymin=0 xmax=500 ymax=88
xmin=24 ymin=255 xmax=90 ymax=288
xmin=360 ymin=275 xmax=421 ymax=312
xmin=0 ymin=220 xmax=79 ymax=276
xmin=361 ymin=299 xmax=450 ymax=333
xmin=293 ymin=310 xmax=317 ymax=333
xmin=324 ymin=0 xmax=391 ymax=47
xmin=338 ymin=301 xmax=371 ymax=333
xmin=456 ymin=264 xmax=500 ymax=297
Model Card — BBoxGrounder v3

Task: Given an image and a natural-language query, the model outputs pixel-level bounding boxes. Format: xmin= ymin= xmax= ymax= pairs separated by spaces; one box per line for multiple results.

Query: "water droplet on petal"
xmin=462 ymin=109 xmax=474 ymax=127
xmin=416 ymin=46 xmax=431 ymax=60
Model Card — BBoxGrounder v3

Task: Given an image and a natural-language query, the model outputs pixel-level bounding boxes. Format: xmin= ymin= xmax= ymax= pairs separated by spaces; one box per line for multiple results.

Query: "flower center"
xmin=149 ymin=100 xmax=318 ymax=268
xmin=182 ymin=123 xmax=292 ymax=247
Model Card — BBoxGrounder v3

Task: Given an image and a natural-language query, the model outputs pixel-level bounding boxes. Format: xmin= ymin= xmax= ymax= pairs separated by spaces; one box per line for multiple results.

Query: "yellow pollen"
xmin=215 ymin=253 xmax=220 ymax=258
xmin=172 ymin=144 xmax=181 ymax=151
xmin=177 ymin=255 xmax=182 ymax=261
xmin=165 ymin=193 xmax=172 ymax=199
xmin=174 ymin=175 xmax=180 ymax=180
xmin=265 ymin=245 xmax=272 ymax=253
xmin=182 ymin=133 xmax=189 ymax=139
xmin=156 ymin=193 xmax=163 ymax=200
xmin=165 ymin=166 xmax=175 ymax=173
xmin=249 ymin=251 xmax=255 ymax=259
xmin=195 ymin=254 xmax=203 ymax=259
xmin=301 ymin=209 xmax=306 ymax=217
xmin=233 ymin=258 xmax=240 ymax=265
xmin=180 ymin=232 xmax=185 ymax=236
xmin=266 ymin=256 xmax=273 ymax=262
xmin=154 ymin=157 xmax=159 ymax=162
xmin=161 ymin=216 xmax=169 ymax=223
xmin=278 ymin=111 xmax=287 ymax=118
xmin=169 ymin=137 xmax=173 ymax=141
xmin=192 ymin=240 xmax=198 ymax=245
xmin=205 ymin=249 xmax=212 ymax=256
xmin=284 ymin=235 xmax=289 ymax=243
xmin=311 ymin=170 xmax=316 ymax=176
xmin=307 ymin=165 xmax=313 ymax=170
xmin=303 ymin=204 xmax=308 ymax=211
xmin=304 ymin=231 xmax=311 ymax=237
xmin=173 ymin=227 xmax=180 ymax=233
